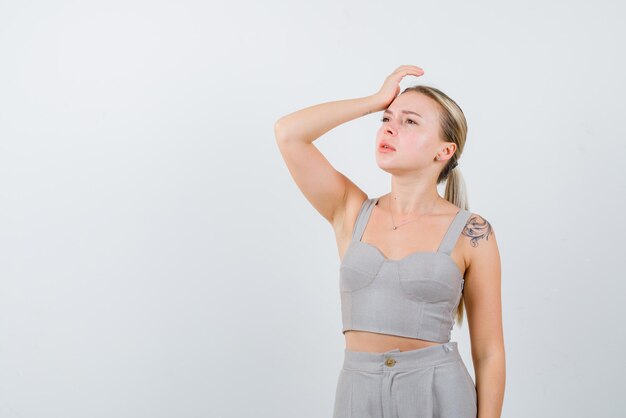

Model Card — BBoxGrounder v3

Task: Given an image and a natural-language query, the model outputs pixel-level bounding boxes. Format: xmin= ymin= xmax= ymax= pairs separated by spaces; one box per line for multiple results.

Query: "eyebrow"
xmin=383 ymin=109 xmax=424 ymax=119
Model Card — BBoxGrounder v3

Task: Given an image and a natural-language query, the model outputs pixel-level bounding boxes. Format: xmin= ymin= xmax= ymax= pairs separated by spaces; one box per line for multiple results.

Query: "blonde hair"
xmin=400 ymin=85 xmax=470 ymax=327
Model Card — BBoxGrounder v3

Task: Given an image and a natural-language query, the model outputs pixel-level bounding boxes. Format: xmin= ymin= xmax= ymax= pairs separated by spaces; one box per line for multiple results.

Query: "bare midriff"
xmin=344 ymin=330 xmax=442 ymax=353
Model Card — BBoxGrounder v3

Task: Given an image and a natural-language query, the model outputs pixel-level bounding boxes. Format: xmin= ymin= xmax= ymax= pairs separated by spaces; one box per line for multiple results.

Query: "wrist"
xmin=362 ymin=94 xmax=388 ymax=115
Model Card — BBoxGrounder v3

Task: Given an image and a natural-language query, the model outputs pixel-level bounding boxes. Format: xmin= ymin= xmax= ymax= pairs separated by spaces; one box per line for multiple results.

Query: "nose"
xmin=384 ymin=124 xmax=396 ymax=136
xmin=385 ymin=122 xmax=396 ymax=135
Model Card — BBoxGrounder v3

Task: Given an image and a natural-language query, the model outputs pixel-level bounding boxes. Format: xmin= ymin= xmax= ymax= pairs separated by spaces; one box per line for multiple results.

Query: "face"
xmin=375 ymin=91 xmax=454 ymax=174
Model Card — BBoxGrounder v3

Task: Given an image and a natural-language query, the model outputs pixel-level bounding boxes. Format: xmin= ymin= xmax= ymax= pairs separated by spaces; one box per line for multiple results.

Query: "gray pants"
xmin=332 ymin=341 xmax=477 ymax=418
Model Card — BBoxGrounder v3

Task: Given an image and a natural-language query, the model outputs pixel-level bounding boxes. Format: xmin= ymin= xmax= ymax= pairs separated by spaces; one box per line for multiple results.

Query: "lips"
xmin=380 ymin=140 xmax=396 ymax=151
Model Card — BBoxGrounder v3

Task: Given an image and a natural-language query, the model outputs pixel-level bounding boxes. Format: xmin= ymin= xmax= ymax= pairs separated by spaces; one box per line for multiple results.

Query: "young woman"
xmin=274 ymin=65 xmax=505 ymax=418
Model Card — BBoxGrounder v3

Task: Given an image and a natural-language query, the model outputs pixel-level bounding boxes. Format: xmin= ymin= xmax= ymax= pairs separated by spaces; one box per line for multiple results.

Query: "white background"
xmin=1 ymin=0 xmax=625 ymax=417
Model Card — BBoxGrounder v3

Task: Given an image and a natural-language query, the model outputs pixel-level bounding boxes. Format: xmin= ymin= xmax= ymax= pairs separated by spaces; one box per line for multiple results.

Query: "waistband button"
xmin=385 ymin=357 xmax=396 ymax=367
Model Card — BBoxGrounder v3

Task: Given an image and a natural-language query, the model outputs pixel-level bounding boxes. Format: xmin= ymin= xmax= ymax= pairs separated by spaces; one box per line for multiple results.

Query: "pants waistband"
xmin=342 ymin=341 xmax=461 ymax=372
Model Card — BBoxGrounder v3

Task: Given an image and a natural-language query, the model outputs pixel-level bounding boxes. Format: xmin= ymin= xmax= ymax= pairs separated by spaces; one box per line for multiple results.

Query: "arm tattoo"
xmin=462 ymin=215 xmax=493 ymax=248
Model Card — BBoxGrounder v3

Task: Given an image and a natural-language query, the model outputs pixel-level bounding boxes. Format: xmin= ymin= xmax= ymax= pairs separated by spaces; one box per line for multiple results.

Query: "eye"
xmin=380 ymin=117 xmax=417 ymax=125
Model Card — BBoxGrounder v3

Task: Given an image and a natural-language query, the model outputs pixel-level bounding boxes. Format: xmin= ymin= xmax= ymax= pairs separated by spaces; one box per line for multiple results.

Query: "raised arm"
xmin=274 ymin=95 xmax=384 ymax=226
xmin=274 ymin=65 xmax=424 ymax=228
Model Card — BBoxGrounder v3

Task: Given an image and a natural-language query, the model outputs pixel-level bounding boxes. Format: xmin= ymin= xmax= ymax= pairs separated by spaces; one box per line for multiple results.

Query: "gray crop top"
xmin=340 ymin=197 xmax=472 ymax=343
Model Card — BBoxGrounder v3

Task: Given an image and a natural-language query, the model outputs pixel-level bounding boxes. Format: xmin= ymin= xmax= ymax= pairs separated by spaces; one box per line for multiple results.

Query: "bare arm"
xmin=463 ymin=214 xmax=506 ymax=418
xmin=274 ymin=65 xmax=424 ymax=227
xmin=274 ymin=95 xmax=385 ymax=145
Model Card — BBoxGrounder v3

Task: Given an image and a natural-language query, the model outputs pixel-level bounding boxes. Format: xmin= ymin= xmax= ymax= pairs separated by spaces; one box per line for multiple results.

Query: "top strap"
xmin=351 ymin=198 xmax=377 ymax=241
xmin=437 ymin=209 xmax=473 ymax=255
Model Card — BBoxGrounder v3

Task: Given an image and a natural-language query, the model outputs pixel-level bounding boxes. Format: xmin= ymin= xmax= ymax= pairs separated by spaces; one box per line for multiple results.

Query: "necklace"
xmin=385 ymin=196 xmax=438 ymax=230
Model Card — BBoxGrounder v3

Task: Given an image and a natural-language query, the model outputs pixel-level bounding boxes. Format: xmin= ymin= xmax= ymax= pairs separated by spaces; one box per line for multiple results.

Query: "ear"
xmin=436 ymin=143 xmax=457 ymax=162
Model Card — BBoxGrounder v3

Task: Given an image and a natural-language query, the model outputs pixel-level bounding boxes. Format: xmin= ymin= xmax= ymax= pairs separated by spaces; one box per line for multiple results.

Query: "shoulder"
xmin=463 ymin=211 xmax=496 ymax=248
xmin=461 ymin=211 xmax=500 ymax=272
xmin=333 ymin=189 xmax=369 ymax=237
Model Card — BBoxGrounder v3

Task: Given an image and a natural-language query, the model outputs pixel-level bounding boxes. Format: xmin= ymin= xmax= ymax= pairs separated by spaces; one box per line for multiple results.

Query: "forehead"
xmin=387 ymin=92 xmax=438 ymax=120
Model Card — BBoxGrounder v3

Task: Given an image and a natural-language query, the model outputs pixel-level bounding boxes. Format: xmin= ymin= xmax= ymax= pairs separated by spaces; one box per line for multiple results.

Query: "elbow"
xmin=473 ymin=346 xmax=506 ymax=366
xmin=274 ymin=118 xmax=289 ymax=142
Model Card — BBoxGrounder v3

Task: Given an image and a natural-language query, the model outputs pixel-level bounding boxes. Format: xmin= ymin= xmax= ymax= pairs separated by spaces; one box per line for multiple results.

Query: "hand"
xmin=372 ymin=65 xmax=425 ymax=110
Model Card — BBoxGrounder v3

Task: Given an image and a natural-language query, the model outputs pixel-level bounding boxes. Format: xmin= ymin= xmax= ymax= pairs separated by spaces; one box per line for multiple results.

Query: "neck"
xmin=382 ymin=179 xmax=444 ymax=216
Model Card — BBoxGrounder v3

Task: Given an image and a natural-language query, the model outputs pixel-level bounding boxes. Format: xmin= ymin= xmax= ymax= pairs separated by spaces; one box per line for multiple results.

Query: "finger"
xmin=393 ymin=67 xmax=424 ymax=77
xmin=395 ymin=65 xmax=423 ymax=73
xmin=400 ymin=64 xmax=424 ymax=70
xmin=392 ymin=71 xmax=422 ymax=82
xmin=399 ymin=68 xmax=425 ymax=78
xmin=402 ymin=66 xmax=425 ymax=74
